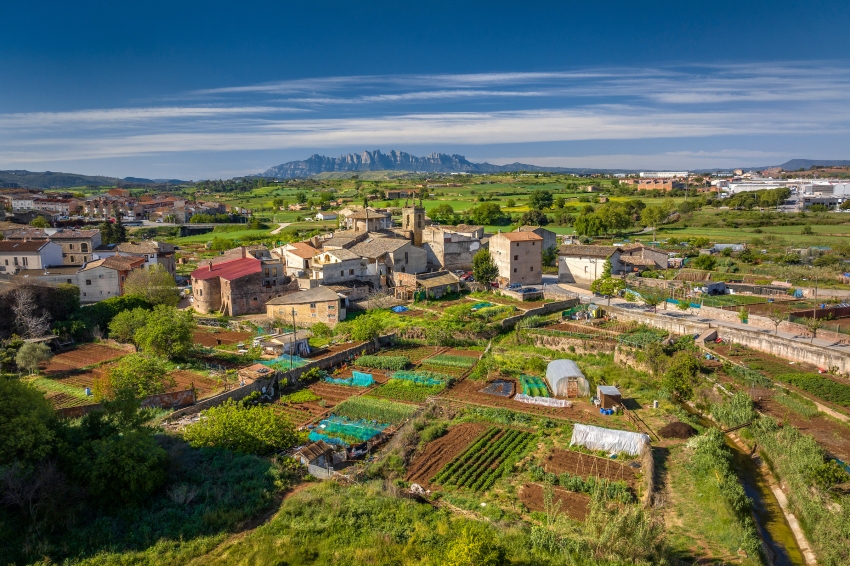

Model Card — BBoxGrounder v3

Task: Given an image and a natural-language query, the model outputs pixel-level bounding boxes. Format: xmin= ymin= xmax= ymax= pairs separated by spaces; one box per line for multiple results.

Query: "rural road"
xmin=270 ymin=222 xmax=291 ymax=235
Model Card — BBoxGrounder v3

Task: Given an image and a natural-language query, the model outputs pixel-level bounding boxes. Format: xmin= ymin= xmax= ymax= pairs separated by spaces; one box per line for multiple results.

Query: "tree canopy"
xmin=123 ymin=264 xmax=179 ymax=307
xmin=183 ymin=399 xmax=299 ymax=455
xmin=133 ymin=305 xmax=196 ymax=359
xmin=472 ymin=249 xmax=499 ymax=287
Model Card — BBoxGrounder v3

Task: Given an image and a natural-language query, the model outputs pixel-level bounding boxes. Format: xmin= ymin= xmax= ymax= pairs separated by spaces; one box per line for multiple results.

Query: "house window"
xmin=340 ymin=270 xmax=344 ymax=277
xmin=328 ymin=304 xmax=335 ymax=310
xmin=70 ymin=256 xmax=75 ymax=263
xmin=67 ymin=279 xmax=72 ymax=284
xmin=253 ymin=297 xmax=258 ymax=301
xmin=265 ymin=268 xmax=270 ymax=277
xmin=81 ymin=243 xmax=88 ymax=252
xmin=514 ymin=255 xmax=518 ymax=260
xmin=86 ymin=280 xmax=91 ymax=285
xmin=309 ymin=303 xmax=316 ymax=308
xmin=404 ymin=252 xmax=409 ymax=263
xmin=199 ymin=289 xmax=203 ymax=296
xmin=513 ymin=268 xmax=517 ymax=273
xmin=272 ymin=267 xmax=278 ymax=277
xmin=349 ymin=269 xmax=354 ymax=275
xmin=22 ymin=257 xmax=28 ymax=267
xmin=530 ymin=266 xmax=533 ymax=271
xmin=69 ymin=243 xmax=74 ymax=250
xmin=13 ymin=257 xmax=18 ymax=266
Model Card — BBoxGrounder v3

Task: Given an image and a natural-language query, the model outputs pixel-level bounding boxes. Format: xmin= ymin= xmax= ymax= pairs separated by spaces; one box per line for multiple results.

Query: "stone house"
xmin=342 ymin=208 xmax=392 ymax=232
xmin=111 ymin=241 xmax=176 ymax=275
xmin=274 ymin=242 xmax=318 ymax=276
xmin=516 ymin=225 xmax=557 ymax=254
xmin=349 ymin=237 xmax=427 ymax=279
xmin=309 ymin=248 xmax=368 ymax=285
xmin=557 ymin=245 xmax=621 ymax=285
xmin=617 ymin=244 xmax=668 ymax=273
xmin=265 ymin=286 xmax=347 ymax=327
xmin=420 ymin=225 xmax=482 ymax=271
xmin=7 ymin=228 xmax=102 ymax=266
xmin=489 ymin=231 xmax=543 ymax=286
xmin=190 ymin=253 xmax=297 ymax=316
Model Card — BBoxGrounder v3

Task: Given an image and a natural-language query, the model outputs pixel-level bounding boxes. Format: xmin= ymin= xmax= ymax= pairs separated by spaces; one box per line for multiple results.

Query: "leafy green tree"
xmin=663 ymin=351 xmax=701 ymax=400
xmin=803 ymin=317 xmax=823 ymax=343
xmin=596 ymin=202 xmax=632 ymax=233
xmin=519 ymin=209 xmax=549 ymax=226
xmin=640 ymin=206 xmax=665 ymax=241
xmin=691 ymin=254 xmax=716 ymax=270
xmin=505 ymin=198 xmax=516 ymax=208
xmin=467 ymin=203 xmax=507 ymax=225
xmin=640 ymin=289 xmax=667 ymax=313
xmin=472 ymin=249 xmax=499 ymax=288
xmin=765 ymin=306 xmax=786 ymax=335
xmin=676 ymin=299 xmax=691 ymax=312
xmin=15 ymin=342 xmax=53 ymax=374
xmin=528 ymin=189 xmax=554 ymax=210
xmin=123 ymin=264 xmax=179 ymax=307
xmin=590 ymin=276 xmax=625 ymax=305
xmin=105 ymin=353 xmax=174 ymax=398
xmin=573 ymin=213 xmax=605 ymax=237
xmin=183 ymin=399 xmax=298 ymax=455
xmin=348 ymin=314 xmax=385 ymax=342
xmin=0 ymin=378 xmax=57 ymax=464
xmin=310 ymin=321 xmax=332 ymax=338
xmin=431 ymin=203 xmax=455 ymax=218
xmin=134 ymin=305 xmax=196 ymax=359
xmin=29 ymin=216 xmax=50 ymax=228
xmin=108 ymin=307 xmax=150 ymax=345
xmin=84 ymin=429 xmax=168 ymax=506
xmin=444 ymin=523 xmax=504 ymax=566
xmin=737 ymin=307 xmax=749 ymax=323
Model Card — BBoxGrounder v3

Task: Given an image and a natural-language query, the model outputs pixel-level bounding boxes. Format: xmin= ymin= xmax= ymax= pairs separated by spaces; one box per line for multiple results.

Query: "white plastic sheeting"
xmin=545 ymin=359 xmax=590 ymax=397
xmin=514 ymin=394 xmax=571 ymax=408
xmin=570 ymin=424 xmax=650 ymax=456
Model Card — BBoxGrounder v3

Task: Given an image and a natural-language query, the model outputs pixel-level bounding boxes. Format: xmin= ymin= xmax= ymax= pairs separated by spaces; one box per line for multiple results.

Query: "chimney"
xmin=208 ymin=261 xmax=212 ymax=272
xmin=242 ymin=247 xmax=247 ymax=259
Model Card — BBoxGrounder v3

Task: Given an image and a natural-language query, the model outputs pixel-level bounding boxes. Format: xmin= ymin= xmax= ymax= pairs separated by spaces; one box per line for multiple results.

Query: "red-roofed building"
xmin=190 ymin=249 xmax=297 ymax=315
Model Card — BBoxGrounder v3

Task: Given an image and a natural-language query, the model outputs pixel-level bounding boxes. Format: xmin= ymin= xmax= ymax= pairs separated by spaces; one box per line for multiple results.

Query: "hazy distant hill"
xmin=259 ymin=150 xmax=627 ymax=178
xmin=778 ymin=159 xmax=850 ymax=170
xmin=0 ymin=170 xmax=187 ymax=189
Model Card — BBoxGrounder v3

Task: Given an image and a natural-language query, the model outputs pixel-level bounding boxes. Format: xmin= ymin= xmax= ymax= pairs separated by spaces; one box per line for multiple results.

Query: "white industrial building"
xmin=639 ymin=171 xmax=689 ymax=178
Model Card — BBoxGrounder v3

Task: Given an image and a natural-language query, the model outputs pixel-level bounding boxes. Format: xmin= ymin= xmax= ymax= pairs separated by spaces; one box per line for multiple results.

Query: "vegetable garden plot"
xmin=325 ymin=371 xmax=374 ymax=387
xmin=425 ymin=354 xmax=477 ymax=369
xmin=519 ymin=483 xmax=589 ymax=520
xmin=43 ymin=344 xmax=128 ymax=375
xmin=332 ymin=396 xmax=417 ymax=424
xmin=543 ymin=448 xmax=638 ymax=489
xmin=310 ymin=415 xmax=387 ymax=445
xmin=519 ymin=375 xmax=550 ymax=398
xmin=261 ymin=355 xmax=308 ymax=371
xmin=417 ymin=363 xmax=468 ymax=379
xmin=376 ymin=345 xmax=438 ymax=364
xmin=353 ymin=355 xmax=409 ymax=371
xmin=391 ymin=369 xmax=450 ymax=386
xmin=432 ymin=427 xmax=535 ymax=492
xmin=406 ymin=422 xmax=489 ymax=485
xmin=479 ymin=379 xmax=515 ymax=398
xmin=367 ymin=379 xmax=445 ymax=403
xmin=617 ymin=328 xmax=669 ymax=348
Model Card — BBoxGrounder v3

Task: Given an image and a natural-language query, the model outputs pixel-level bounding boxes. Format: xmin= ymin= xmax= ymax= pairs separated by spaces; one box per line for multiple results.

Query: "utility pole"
xmin=290 ymin=308 xmax=297 ymax=370
xmin=813 ymin=276 xmax=819 ymax=319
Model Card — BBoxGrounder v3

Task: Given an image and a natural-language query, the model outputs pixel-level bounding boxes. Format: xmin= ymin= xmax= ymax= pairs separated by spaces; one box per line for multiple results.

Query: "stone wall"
xmin=164 ymin=335 xmax=396 ymax=421
xmin=530 ymin=333 xmax=616 ymax=355
xmin=604 ymin=304 xmax=850 ymax=374
xmin=56 ymin=388 xmax=196 ymax=419
xmin=500 ymin=298 xmax=580 ymax=329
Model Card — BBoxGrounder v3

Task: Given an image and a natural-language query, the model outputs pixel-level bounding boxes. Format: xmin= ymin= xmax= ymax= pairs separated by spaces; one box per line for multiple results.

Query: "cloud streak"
xmin=2 ymin=61 xmax=850 ymax=173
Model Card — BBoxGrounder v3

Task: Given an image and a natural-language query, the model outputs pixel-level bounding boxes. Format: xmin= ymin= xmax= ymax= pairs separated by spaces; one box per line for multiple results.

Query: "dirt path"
xmin=270 ymin=222 xmax=291 ymax=235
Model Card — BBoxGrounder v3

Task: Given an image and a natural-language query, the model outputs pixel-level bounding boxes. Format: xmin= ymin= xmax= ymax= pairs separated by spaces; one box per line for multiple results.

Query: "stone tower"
xmin=402 ymin=205 xmax=425 ymax=246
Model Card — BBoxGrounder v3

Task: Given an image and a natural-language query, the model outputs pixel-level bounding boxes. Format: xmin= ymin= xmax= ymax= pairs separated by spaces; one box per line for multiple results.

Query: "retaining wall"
xmin=605 ymin=304 xmax=850 ymax=374
xmin=501 ymin=298 xmax=580 ymax=329
xmin=56 ymin=389 xmax=196 ymax=419
xmin=165 ymin=335 xmax=396 ymax=421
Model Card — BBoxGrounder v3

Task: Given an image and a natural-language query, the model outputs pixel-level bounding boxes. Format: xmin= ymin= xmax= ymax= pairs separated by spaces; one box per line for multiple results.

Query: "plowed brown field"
xmin=43 ymin=344 xmax=128 ymax=375
xmin=519 ymin=483 xmax=590 ymax=520
xmin=543 ymin=448 xmax=638 ymax=488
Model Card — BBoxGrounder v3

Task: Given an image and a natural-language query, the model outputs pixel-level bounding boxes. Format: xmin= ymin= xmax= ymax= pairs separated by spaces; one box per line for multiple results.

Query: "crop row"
xmin=367 ymin=380 xmax=445 ymax=403
xmin=425 ymin=354 xmax=478 ymax=369
xmin=354 ymin=355 xmax=410 ymax=371
xmin=434 ymin=428 xmax=533 ymax=492
xmin=777 ymin=372 xmax=850 ymax=407
xmin=332 ymin=396 xmax=418 ymax=424
xmin=519 ymin=375 xmax=549 ymax=398
xmin=433 ymin=427 xmax=501 ymax=485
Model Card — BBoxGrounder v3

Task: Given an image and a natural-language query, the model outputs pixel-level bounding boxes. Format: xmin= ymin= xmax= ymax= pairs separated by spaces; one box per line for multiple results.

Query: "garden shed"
xmin=545 ymin=359 xmax=590 ymax=398
xmin=596 ymin=385 xmax=622 ymax=409
xmin=570 ymin=424 xmax=650 ymax=456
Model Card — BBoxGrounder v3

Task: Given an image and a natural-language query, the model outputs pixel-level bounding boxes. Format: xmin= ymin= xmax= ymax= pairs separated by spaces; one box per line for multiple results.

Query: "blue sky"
xmin=2 ymin=0 xmax=849 ymax=179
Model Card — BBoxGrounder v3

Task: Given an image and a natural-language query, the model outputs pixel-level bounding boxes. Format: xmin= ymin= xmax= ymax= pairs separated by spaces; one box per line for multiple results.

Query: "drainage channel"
xmin=680 ymin=404 xmax=806 ymax=566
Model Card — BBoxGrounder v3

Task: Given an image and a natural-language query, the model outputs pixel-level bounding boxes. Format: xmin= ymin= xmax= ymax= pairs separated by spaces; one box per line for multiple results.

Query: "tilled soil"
xmin=519 ymin=482 xmax=590 ymax=520
xmin=43 ymin=344 xmax=128 ymax=375
xmin=544 ymin=448 xmax=638 ymax=488
xmin=192 ymin=328 xmax=253 ymax=348
xmin=405 ymin=422 xmax=489 ymax=487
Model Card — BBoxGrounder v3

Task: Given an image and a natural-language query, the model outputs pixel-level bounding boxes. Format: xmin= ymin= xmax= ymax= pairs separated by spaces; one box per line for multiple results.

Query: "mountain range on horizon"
xmin=258 ymin=151 xmax=850 ymax=179
xmin=2 ymin=156 xmax=849 ymax=189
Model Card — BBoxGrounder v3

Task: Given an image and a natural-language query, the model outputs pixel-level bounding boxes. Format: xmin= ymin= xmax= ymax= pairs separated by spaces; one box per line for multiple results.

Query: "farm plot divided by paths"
xmin=43 ymin=344 xmax=129 ymax=375
xmin=544 ymin=449 xmax=638 ymax=489
xmin=519 ymin=483 xmax=590 ymax=520
xmin=432 ymin=426 xmax=534 ymax=492
xmin=192 ymin=328 xmax=253 ymax=348
xmin=406 ymin=422 xmax=489 ymax=486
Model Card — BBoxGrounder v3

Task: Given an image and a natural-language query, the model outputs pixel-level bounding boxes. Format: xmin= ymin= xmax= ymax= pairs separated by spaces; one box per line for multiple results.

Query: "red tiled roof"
xmin=191 ymin=257 xmax=261 ymax=281
xmin=497 ymin=232 xmax=543 ymax=242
